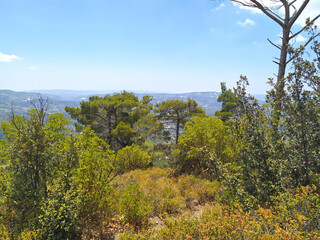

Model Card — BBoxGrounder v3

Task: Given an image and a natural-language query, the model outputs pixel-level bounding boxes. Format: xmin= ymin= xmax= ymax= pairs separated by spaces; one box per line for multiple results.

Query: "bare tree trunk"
xmin=176 ymin=117 xmax=180 ymax=144
xmin=275 ymin=25 xmax=290 ymax=114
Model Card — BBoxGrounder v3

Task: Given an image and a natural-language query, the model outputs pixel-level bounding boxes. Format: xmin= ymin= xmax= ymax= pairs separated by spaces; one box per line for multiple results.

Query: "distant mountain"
xmin=28 ymin=90 xmax=116 ymax=101
xmin=140 ymin=92 xmax=222 ymax=116
xmin=0 ymin=89 xmax=267 ymax=139
xmin=31 ymin=90 xmax=223 ymax=116
xmin=0 ymin=90 xmax=78 ymax=124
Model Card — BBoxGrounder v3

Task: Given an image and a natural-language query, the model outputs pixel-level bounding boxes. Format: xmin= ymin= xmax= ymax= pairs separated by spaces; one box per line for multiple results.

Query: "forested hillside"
xmin=0 ymin=90 xmax=78 ymax=126
xmin=1 ymin=0 xmax=320 ymax=239
xmin=33 ymin=90 xmax=224 ymax=115
xmin=1 ymin=37 xmax=320 ymax=239
xmin=0 ymin=90 xmax=223 ymax=122
xmin=0 ymin=90 xmax=223 ymax=139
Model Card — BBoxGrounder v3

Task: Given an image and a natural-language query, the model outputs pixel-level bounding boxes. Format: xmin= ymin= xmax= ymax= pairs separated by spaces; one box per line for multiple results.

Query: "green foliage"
xmin=215 ymin=82 xmax=238 ymax=122
xmin=280 ymin=39 xmax=320 ymax=187
xmin=0 ymin=224 xmax=9 ymax=240
xmin=155 ymin=98 xmax=205 ymax=144
xmin=120 ymin=184 xmax=153 ymax=228
xmin=220 ymin=38 xmax=320 ymax=207
xmin=173 ymin=116 xmax=234 ymax=181
xmin=1 ymin=106 xmax=157 ymax=238
xmin=112 ymin=121 xmax=135 ymax=147
xmin=38 ymin=180 xmax=80 ymax=240
xmin=72 ymin=126 xmax=116 ymax=238
xmin=220 ymin=76 xmax=285 ymax=208
xmin=18 ymin=229 xmax=41 ymax=240
xmin=115 ymin=144 xmax=152 ymax=174
xmin=65 ymin=91 xmax=160 ymax=149
xmin=0 ymin=140 xmax=10 ymax=234
xmin=275 ymin=185 xmax=320 ymax=234
xmin=1 ymin=109 xmax=73 ymax=236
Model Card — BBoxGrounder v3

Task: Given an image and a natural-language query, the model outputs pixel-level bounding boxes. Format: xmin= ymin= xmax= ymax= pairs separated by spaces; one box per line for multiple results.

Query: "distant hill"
xmin=140 ymin=92 xmax=221 ymax=116
xmin=0 ymin=90 xmax=80 ymax=138
xmin=0 ymin=90 xmax=78 ymax=120
xmin=0 ymin=89 xmax=267 ymax=138
xmin=0 ymin=89 xmax=224 ymax=138
xmin=32 ymin=90 xmax=223 ymax=116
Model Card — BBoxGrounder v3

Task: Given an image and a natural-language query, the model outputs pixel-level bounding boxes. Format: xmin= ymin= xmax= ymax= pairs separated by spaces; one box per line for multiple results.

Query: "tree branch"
xmin=279 ymin=0 xmax=290 ymax=25
xmin=268 ymin=38 xmax=282 ymax=50
xmin=290 ymin=14 xmax=320 ymax=40
xmin=288 ymin=0 xmax=310 ymax=28
xmin=232 ymin=0 xmax=284 ymax=27
xmin=286 ymin=32 xmax=320 ymax=65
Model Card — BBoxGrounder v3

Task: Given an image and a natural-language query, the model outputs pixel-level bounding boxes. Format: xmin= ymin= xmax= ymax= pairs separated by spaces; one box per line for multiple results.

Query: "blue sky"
xmin=0 ymin=0 xmax=319 ymax=94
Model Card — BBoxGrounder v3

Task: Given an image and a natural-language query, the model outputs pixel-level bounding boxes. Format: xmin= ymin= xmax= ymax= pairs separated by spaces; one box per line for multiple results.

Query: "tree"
xmin=155 ymin=98 xmax=205 ymax=144
xmin=173 ymin=116 xmax=234 ymax=181
xmin=221 ymin=40 xmax=320 ymax=206
xmin=217 ymin=76 xmax=285 ymax=208
xmin=1 ymin=108 xmax=74 ymax=236
xmin=215 ymin=82 xmax=238 ymax=122
xmin=72 ymin=127 xmax=115 ymax=239
xmin=222 ymin=0 xmax=320 ymax=107
xmin=0 ymin=139 xmax=10 ymax=239
xmin=281 ymin=37 xmax=320 ymax=186
xmin=65 ymin=92 xmax=158 ymax=150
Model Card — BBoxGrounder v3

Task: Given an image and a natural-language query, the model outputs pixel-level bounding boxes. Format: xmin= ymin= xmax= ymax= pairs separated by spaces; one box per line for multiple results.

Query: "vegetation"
xmin=173 ymin=116 xmax=234 ymax=181
xmin=155 ymin=98 xmax=205 ymax=144
xmin=221 ymin=0 xmax=320 ymax=111
xmin=0 ymin=21 xmax=319 ymax=240
xmin=65 ymin=91 xmax=160 ymax=150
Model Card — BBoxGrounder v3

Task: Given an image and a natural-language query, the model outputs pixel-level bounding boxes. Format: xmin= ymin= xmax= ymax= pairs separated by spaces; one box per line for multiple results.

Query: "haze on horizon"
xmin=0 ymin=0 xmax=319 ymax=94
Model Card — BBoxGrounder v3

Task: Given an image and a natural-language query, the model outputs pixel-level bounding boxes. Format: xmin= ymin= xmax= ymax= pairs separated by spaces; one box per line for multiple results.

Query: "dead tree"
xmin=225 ymin=0 xmax=320 ymax=108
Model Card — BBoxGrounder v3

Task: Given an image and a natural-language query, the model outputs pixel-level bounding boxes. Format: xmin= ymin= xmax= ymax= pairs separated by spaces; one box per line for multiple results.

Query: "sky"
xmin=0 ymin=0 xmax=319 ymax=94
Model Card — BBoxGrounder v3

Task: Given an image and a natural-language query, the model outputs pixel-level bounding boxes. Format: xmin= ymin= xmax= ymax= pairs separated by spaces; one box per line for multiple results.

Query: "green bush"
xmin=38 ymin=187 xmax=80 ymax=240
xmin=120 ymin=184 xmax=153 ymax=228
xmin=116 ymin=145 xmax=152 ymax=174
xmin=173 ymin=116 xmax=234 ymax=181
xmin=0 ymin=224 xmax=9 ymax=240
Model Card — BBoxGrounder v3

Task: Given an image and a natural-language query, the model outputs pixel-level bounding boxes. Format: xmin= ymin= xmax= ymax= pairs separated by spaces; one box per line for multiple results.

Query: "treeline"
xmin=0 ymin=39 xmax=320 ymax=239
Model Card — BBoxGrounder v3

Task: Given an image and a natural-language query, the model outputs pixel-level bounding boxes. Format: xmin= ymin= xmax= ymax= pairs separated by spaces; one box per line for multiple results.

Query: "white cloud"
xmin=212 ymin=3 xmax=226 ymax=11
xmin=233 ymin=0 xmax=320 ymax=27
xmin=295 ymin=35 xmax=306 ymax=43
xmin=296 ymin=0 xmax=320 ymax=26
xmin=275 ymin=32 xmax=306 ymax=45
xmin=29 ymin=66 xmax=39 ymax=70
xmin=233 ymin=0 xmax=279 ymax=14
xmin=238 ymin=18 xmax=255 ymax=26
xmin=276 ymin=32 xmax=282 ymax=44
xmin=0 ymin=52 xmax=22 ymax=63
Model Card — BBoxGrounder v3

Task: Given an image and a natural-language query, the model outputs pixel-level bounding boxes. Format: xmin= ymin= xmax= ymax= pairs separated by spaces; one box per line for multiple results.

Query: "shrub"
xmin=115 ymin=145 xmax=152 ymax=174
xmin=18 ymin=229 xmax=41 ymax=240
xmin=119 ymin=187 xmax=320 ymax=239
xmin=38 ymin=186 xmax=80 ymax=240
xmin=120 ymin=184 xmax=153 ymax=228
xmin=114 ymin=168 xmax=220 ymax=215
xmin=274 ymin=185 xmax=320 ymax=234
xmin=177 ymin=175 xmax=221 ymax=206
xmin=0 ymin=224 xmax=9 ymax=240
xmin=173 ymin=116 xmax=234 ymax=180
